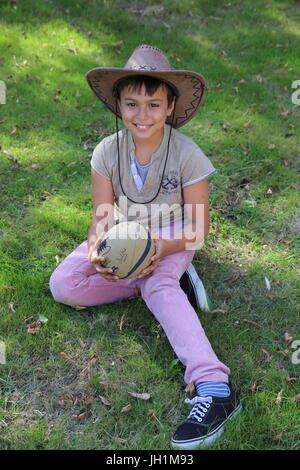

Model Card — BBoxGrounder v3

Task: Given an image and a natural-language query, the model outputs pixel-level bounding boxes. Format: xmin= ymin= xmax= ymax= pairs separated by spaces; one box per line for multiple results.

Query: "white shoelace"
xmin=185 ymin=396 xmax=213 ymax=423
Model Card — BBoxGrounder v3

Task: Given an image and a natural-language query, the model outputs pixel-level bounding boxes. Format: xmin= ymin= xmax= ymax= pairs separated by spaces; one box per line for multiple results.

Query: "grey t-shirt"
xmin=91 ymin=124 xmax=216 ymax=235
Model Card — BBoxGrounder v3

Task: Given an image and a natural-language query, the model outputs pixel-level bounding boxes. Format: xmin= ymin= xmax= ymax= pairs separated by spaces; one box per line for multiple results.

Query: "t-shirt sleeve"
xmin=90 ymin=139 xmax=111 ymax=180
xmin=181 ymin=146 xmax=216 ymax=187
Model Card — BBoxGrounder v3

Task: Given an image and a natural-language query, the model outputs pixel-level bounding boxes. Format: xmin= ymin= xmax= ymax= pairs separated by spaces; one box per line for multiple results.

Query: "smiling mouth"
xmin=133 ymin=124 xmax=153 ymax=130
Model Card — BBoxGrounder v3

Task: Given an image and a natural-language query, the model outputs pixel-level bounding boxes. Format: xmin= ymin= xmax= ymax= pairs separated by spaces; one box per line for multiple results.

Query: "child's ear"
xmin=167 ymin=96 xmax=176 ymax=117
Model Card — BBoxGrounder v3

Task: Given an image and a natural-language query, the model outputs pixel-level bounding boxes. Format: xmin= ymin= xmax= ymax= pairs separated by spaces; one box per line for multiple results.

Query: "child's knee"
xmin=49 ymin=269 xmax=77 ymax=306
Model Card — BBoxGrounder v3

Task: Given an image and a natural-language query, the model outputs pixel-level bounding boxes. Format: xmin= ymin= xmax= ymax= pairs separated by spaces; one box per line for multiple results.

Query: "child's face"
xmin=119 ymin=84 xmax=175 ymax=144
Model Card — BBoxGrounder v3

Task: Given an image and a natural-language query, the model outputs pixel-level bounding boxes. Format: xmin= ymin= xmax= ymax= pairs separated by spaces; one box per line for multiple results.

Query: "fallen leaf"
xmin=230 ymin=272 xmax=240 ymax=282
xmin=99 ymin=395 xmax=111 ymax=406
xmin=72 ymin=411 xmax=87 ymax=420
xmin=242 ymin=319 xmax=261 ymax=327
xmin=128 ymin=392 xmax=151 ymax=400
xmin=10 ymin=162 xmax=22 ymax=170
xmin=8 ymin=302 xmax=16 ymax=313
xmin=265 ymin=187 xmax=273 ymax=196
xmin=60 ymin=352 xmax=77 ymax=365
xmin=119 ymin=313 xmax=126 ymax=331
xmin=141 ymin=5 xmax=164 ymax=16
xmin=58 ymin=393 xmax=77 ymax=405
xmin=285 ymin=375 xmax=297 ymax=383
xmin=148 ymin=409 xmax=157 ymax=422
xmin=27 ymin=320 xmax=43 ymax=335
xmin=279 ymin=349 xmax=289 ymax=357
xmin=293 ymin=394 xmax=300 ymax=402
xmin=40 ymin=191 xmax=51 ymax=199
xmin=275 ymin=389 xmax=283 ymax=404
xmin=79 ymin=353 xmax=98 ymax=377
xmin=72 ymin=305 xmax=87 ymax=310
xmin=3 ymin=149 xmax=17 ymax=161
xmin=279 ymin=110 xmax=290 ymax=119
xmin=261 ymin=348 xmax=273 ymax=361
xmin=284 ymin=332 xmax=293 ymax=344
xmin=112 ymin=40 xmax=124 ymax=47
xmin=243 ymin=120 xmax=253 ymax=128
xmin=24 ymin=316 xmax=34 ymax=324
xmin=82 ymin=393 xmax=94 ymax=407
xmin=99 ymin=381 xmax=109 ymax=392
xmin=265 ymin=277 xmax=271 ymax=290
xmin=114 ymin=437 xmax=127 ymax=445
xmin=31 ymin=163 xmax=42 ymax=170
xmin=248 ymin=383 xmax=258 ymax=392
xmin=185 ymin=382 xmax=195 ymax=396
xmin=67 ymin=47 xmax=78 ymax=55
xmin=121 ymin=404 xmax=132 ymax=413
xmin=10 ymin=126 xmax=18 ymax=135
xmin=211 ymin=309 xmax=229 ymax=314
xmin=66 ymin=161 xmax=77 ymax=167
xmin=268 ymin=143 xmax=276 ymax=150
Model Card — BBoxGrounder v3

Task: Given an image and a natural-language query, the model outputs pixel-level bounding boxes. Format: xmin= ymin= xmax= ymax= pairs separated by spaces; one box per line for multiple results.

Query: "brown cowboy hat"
xmin=86 ymin=44 xmax=206 ymax=129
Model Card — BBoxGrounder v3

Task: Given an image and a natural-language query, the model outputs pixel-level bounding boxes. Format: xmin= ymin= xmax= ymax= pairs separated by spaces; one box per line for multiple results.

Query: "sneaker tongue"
xmin=185 ymin=396 xmax=212 ymax=405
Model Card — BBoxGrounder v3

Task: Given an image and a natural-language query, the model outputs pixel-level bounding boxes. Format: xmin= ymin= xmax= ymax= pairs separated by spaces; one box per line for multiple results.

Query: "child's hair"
xmin=113 ymin=75 xmax=176 ymax=107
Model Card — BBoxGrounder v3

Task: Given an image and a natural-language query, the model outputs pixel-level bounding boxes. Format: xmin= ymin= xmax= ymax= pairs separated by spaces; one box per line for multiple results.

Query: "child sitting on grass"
xmin=50 ymin=44 xmax=242 ymax=449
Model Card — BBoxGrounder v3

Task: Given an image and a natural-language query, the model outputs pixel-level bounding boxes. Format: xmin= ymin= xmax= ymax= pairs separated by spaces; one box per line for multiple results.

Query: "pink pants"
xmin=49 ymin=241 xmax=230 ymax=385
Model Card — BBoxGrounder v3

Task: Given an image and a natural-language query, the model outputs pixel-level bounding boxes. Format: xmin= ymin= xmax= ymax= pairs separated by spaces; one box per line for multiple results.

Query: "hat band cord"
xmin=116 ymin=97 xmax=176 ymax=205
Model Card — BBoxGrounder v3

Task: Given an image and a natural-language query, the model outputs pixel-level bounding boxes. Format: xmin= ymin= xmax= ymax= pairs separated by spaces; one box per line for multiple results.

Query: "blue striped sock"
xmin=195 ymin=381 xmax=230 ymax=398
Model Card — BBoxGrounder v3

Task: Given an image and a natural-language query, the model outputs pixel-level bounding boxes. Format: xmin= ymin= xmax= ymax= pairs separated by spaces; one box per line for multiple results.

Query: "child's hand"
xmin=88 ymin=237 xmax=120 ymax=282
xmin=137 ymin=238 xmax=169 ymax=279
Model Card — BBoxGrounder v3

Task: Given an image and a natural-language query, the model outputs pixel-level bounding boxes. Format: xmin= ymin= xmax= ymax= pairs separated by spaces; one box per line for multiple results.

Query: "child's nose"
xmin=137 ymin=105 xmax=148 ymax=120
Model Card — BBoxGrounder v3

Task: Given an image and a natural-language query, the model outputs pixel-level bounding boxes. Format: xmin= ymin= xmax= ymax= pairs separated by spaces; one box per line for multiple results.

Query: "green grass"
xmin=0 ymin=0 xmax=299 ymax=450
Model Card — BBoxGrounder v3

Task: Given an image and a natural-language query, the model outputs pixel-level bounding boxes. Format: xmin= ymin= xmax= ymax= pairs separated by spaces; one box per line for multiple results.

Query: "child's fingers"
xmin=95 ymin=265 xmax=119 ymax=281
xmin=137 ymin=259 xmax=160 ymax=278
xmin=92 ymin=255 xmax=106 ymax=264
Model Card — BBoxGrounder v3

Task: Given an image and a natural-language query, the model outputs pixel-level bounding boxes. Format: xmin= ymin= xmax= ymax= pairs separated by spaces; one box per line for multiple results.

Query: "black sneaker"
xmin=180 ymin=264 xmax=210 ymax=311
xmin=171 ymin=387 xmax=242 ymax=450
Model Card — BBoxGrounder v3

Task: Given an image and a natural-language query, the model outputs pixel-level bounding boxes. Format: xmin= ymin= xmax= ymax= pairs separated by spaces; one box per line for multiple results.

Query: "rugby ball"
xmin=96 ymin=221 xmax=155 ymax=279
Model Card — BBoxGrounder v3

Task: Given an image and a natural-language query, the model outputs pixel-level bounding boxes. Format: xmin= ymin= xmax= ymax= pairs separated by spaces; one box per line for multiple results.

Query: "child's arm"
xmin=88 ymin=169 xmax=120 ymax=282
xmin=138 ymin=178 xmax=209 ymax=278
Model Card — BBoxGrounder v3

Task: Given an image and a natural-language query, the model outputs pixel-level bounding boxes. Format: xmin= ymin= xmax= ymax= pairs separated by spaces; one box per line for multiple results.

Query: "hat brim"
xmin=86 ymin=68 xmax=206 ymax=128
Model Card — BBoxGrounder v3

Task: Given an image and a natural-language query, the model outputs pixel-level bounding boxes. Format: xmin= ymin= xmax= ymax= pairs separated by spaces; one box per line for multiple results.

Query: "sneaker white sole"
xmin=186 ymin=264 xmax=210 ymax=311
xmin=171 ymin=403 xmax=243 ymax=450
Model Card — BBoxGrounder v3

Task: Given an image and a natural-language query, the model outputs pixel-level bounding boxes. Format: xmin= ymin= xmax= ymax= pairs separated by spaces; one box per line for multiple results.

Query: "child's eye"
xmin=127 ymin=103 xmax=136 ymax=107
xmin=150 ymin=103 xmax=159 ymax=108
